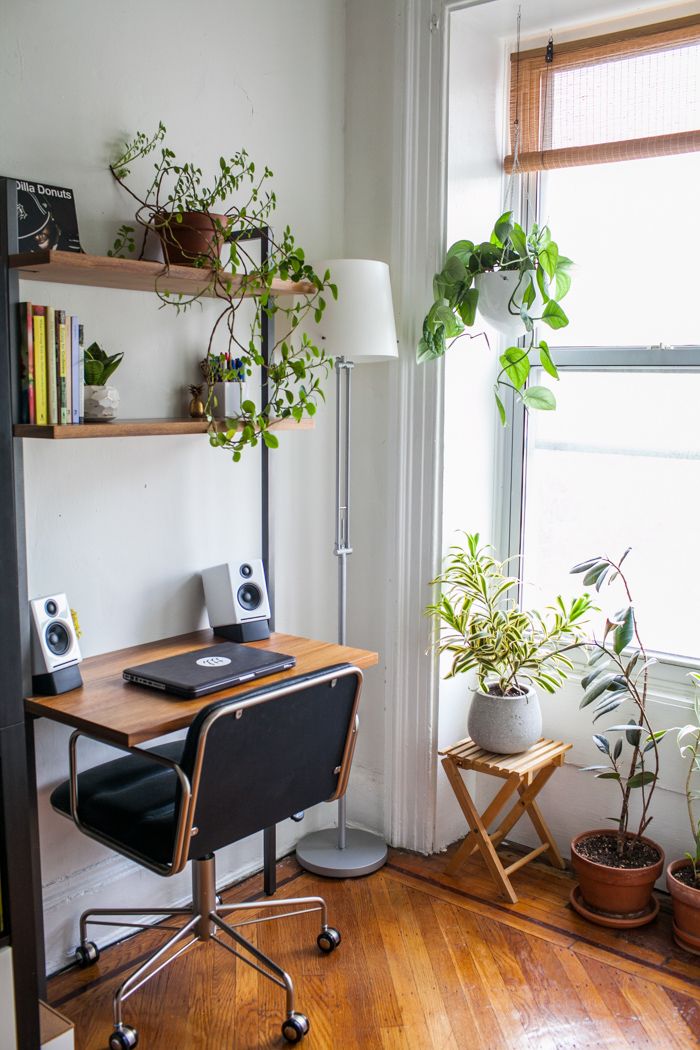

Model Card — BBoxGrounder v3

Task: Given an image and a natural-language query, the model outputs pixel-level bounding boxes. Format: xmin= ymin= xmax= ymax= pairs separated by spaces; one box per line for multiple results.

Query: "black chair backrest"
xmin=179 ymin=664 xmax=361 ymax=859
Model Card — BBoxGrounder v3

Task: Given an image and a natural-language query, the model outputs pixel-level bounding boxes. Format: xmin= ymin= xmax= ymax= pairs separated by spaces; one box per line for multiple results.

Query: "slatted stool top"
xmin=439 ymin=737 xmax=572 ymax=779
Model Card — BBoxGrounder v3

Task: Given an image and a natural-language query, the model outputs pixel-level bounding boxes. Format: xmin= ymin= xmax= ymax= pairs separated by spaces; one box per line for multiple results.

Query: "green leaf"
xmin=538 ymin=341 xmax=559 ymax=379
xmin=539 ymin=242 xmax=559 ymax=279
xmin=446 ymin=240 xmax=474 ymax=264
xmin=457 ymin=287 xmax=479 ymax=327
xmin=522 ymin=385 xmax=556 ymax=411
xmin=628 ymin=771 xmax=656 ymax=789
xmin=494 ymin=392 xmax=507 ymax=427
xmin=571 ymin=558 xmax=603 ymax=575
xmin=614 ymin=607 xmax=634 ymax=654
xmin=597 ymin=771 xmax=622 ymax=780
xmin=500 ymin=347 xmax=530 ymax=390
xmin=582 ymin=561 xmax=609 ymax=586
xmin=262 ymin=429 xmax=279 ymax=449
xmin=493 ymin=211 xmax=514 ymax=247
xmin=593 ymin=734 xmax=610 ymax=755
xmin=580 ymin=672 xmax=618 ymax=709
xmin=541 ymin=300 xmax=569 ymax=330
xmin=613 ymin=738 xmax=623 ymax=760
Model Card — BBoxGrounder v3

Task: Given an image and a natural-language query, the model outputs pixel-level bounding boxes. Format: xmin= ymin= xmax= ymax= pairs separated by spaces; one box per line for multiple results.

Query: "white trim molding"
xmin=382 ymin=0 xmax=455 ymax=854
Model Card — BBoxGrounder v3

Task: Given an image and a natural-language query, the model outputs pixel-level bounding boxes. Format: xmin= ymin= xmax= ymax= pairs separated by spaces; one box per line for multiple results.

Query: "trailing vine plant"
xmin=108 ymin=123 xmax=335 ymax=461
xmin=417 ymin=211 xmax=573 ymax=425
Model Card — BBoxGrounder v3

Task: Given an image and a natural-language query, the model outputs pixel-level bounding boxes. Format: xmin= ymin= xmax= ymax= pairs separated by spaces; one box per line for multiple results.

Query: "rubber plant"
xmin=417 ymin=211 xmax=573 ymax=425
xmin=108 ymin=123 xmax=335 ymax=462
xmin=569 ymin=548 xmax=666 ymax=925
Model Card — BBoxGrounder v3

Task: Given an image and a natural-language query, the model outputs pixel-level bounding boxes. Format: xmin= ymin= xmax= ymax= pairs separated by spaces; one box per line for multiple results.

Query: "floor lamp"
xmin=296 ymin=259 xmax=398 ymax=877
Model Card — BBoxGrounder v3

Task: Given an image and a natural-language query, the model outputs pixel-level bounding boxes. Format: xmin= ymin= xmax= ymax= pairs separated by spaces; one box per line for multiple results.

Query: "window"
xmin=505 ymin=18 xmax=700 ymax=662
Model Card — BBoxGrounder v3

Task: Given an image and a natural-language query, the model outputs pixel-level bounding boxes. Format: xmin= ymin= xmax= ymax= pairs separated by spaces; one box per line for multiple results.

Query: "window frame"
xmin=501 ymin=169 xmax=700 ymax=676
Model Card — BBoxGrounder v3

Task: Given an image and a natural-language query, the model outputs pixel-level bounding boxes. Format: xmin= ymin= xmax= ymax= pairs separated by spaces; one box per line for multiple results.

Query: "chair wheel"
xmin=109 ymin=1025 xmax=139 ymax=1050
xmin=317 ymin=926 xmax=341 ymax=953
xmin=75 ymin=941 xmax=100 ymax=968
xmin=281 ymin=1012 xmax=309 ymax=1043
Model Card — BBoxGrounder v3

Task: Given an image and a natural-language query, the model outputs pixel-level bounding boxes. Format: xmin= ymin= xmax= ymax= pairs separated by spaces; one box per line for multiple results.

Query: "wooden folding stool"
xmin=439 ymin=737 xmax=572 ymax=903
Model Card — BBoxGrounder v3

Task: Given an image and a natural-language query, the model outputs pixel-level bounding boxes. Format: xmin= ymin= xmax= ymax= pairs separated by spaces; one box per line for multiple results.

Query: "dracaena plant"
xmin=427 ymin=533 xmax=592 ymax=696
xmin=570 ymin=549 xmax=664 ymax=857
xmin=416 ymin=211 xmax=573 ymax=425
xmin=108 ymin=122 xmax=334 ymax=461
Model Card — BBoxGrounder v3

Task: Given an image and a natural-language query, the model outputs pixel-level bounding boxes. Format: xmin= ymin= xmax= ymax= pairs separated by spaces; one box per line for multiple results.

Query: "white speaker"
xmin=201 ymin=560 xmax=271 ymax=642
xmin=30 ymin=593 xmax=83 ymax=695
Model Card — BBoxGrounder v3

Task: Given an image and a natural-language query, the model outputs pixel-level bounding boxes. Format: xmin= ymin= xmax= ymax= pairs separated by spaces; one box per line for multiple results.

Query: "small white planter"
xmin=211 ymin=381 xmax=248 ymax=419
xmin=467 ymin=685 xmax=542 ymax=754
xmin=83 ymin=385 xmax=119 ymax=421
xmin=475 ymin=271 xmax=526 ymax=338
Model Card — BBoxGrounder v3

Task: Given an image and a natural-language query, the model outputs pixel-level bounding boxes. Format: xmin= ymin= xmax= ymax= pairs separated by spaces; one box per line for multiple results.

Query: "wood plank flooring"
xmin=48 ymin=844 xmax=700 ymax=1049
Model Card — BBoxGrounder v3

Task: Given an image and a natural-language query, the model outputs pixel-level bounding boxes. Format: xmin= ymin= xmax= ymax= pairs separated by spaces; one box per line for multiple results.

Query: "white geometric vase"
xmin=83 ymin=385 xmax=120 ymax=421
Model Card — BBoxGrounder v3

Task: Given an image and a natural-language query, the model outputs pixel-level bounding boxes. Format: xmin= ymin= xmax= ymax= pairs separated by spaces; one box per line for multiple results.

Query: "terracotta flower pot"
xmin=571 ymin=829 xmax=664 ymax=926
xmin=155 ymin=211 xmax=228 ymax=267
xmin=667 ymin=859 xmax=700 ymax=954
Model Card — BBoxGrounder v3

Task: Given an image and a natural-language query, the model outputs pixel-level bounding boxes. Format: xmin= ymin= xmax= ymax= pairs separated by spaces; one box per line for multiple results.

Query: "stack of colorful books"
xmin=19 ymin=302 xmax=84 ymax=425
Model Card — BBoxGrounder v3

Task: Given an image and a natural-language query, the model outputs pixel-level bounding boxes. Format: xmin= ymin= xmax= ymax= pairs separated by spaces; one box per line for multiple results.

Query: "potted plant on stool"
xmin=666 ymin=677 xmax=700 ymax=953
xmin=569 ymin=549 xmax=666 ymax=928
xmin=428 ymin=533 xmax=592 ymax=754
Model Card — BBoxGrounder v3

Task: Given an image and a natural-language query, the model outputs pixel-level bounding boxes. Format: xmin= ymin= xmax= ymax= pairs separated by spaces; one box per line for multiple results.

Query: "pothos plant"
xmin=108 ymin=123 xmax=335 ymax=461
xmin=570 ymin=550 xmax=664 ymax=859
xmin=417 ymin=211 xmax=573 ymax=425
xmin=427 ymin=533 xmax=592 ymax=696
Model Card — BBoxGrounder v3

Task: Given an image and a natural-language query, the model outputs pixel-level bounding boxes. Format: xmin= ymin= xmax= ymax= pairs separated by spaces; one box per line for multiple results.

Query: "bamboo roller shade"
xmin=504 ymin=14 xmax=700 ymax=173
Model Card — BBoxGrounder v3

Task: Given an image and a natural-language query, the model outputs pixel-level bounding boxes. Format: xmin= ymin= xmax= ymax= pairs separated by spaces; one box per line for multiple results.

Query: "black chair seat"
xmin=50 ymin=741 xmax=183 ymax=865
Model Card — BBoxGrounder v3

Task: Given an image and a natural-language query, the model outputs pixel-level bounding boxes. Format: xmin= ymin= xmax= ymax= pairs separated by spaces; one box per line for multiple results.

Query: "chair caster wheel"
xmin=281 ymin=1012 xmax=309 ymax=1043
xmin=317 ymin=926 xmax=341 ymax=953
xmin=75 ymin=941 xmax=100 ymax=968
xmin=109 ymin=1025 xmax=139 ymax=1050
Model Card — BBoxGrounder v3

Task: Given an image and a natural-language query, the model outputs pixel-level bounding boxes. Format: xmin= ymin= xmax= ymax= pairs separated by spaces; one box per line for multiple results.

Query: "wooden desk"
xmin=26 ymin=629 xmax=379 ymax=893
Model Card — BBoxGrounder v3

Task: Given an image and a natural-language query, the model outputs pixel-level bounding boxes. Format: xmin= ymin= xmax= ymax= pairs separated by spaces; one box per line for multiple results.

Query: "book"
xmin=78 ymin=324 xmax=85 ymax=421
xmin=32 ymin=307 xmax=47 ymax=425
xmin=70 ymin=316 xmax=80 ymax=423
xmin=14 ymin=180 xmax=82 ymax=254
xmin=46 ymin=306 xmax=57 ymax=425
xmin=64 ymin=313 xmax=72 ymax=423
xmin=56 ymin=310 xmax=68 ymax=424
xmin=18 ymin=302 xmax=35 ymax=424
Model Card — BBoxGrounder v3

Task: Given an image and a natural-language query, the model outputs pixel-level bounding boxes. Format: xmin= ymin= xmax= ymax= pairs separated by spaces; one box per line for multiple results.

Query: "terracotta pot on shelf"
xmin=154 ymin=211 xmax=228 ymax=267
xmin=667 ymin=859 xmax=700 ymax=953
xmin=570 ymin=829 xmax=664 ymax=928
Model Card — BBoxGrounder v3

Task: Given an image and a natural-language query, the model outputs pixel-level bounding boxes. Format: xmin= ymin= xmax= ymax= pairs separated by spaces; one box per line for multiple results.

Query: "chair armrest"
xmin=68 ymin=730 xmax=194 ymax=875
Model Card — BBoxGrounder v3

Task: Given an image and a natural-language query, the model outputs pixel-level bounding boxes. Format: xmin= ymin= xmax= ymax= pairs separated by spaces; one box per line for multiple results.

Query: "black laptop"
xmin=123 ymin=642 xmax=296 ymax=699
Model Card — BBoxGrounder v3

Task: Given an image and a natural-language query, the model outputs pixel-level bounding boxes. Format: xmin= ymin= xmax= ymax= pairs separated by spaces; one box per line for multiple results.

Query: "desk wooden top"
xmin=26 ymin=630 xmax=379 ymax=747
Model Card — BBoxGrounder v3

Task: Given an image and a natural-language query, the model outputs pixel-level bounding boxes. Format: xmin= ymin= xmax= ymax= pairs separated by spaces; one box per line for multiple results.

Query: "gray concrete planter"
xmin=467 ymin=685 xmax=542 ymax=754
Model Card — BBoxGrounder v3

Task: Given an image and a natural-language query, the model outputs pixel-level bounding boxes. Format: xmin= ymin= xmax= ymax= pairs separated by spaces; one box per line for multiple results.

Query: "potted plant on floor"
xmin=666 ymin=677 xmax=700 ymax=953
xmin=416 ymin=211 xmax=573 ymax=425
xmin=428 ymin=533 xmax=592 ymax=754
xmin=108 ymin=122 xmax=335 ymax=462
xmin=569 ymin=549 xmax=666 ymax=928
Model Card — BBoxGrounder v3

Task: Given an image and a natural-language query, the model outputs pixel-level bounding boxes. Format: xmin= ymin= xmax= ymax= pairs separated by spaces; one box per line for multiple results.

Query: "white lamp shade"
xmin=304 ymin=259 xmax=398 ymax=363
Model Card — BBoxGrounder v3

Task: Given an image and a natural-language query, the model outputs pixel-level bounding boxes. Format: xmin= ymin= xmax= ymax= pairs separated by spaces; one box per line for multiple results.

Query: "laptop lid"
xmin=123 ymin=643 xmax=296 ymax=698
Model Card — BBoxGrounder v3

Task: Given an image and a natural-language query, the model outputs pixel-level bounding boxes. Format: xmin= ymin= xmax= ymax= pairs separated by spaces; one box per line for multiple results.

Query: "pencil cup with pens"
xmin=207 ymin=355 xmax=249 ymax=419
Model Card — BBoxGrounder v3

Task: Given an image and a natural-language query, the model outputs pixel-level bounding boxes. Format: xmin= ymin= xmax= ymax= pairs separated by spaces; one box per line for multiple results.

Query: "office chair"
xmin=51 ymin=663 xmax=363 ymax=1048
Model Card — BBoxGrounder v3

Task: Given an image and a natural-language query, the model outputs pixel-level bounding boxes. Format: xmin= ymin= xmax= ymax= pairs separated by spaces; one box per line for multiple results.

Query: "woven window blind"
xmin=505 ymin=14 xmax=700 ymax=172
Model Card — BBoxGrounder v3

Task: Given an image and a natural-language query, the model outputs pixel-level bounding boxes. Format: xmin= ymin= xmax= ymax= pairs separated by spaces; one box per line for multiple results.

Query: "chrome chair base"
xmin=75 ymin=855 xmax=340 ymax=1048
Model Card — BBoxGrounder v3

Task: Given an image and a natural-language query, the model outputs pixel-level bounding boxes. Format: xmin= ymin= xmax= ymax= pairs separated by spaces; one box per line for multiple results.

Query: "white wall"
xmin=0 ymin=948 xmax=17 ymax=1050
xmin=438 ymin=0 xmax=700 ymax=871
xmin=1 ymin=0 xmax=348 ymax=974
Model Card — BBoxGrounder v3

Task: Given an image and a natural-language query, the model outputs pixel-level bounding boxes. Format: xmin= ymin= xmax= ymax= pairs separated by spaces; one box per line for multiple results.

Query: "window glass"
xmin=540 ymin=153 xmax=700 ymax=347
xmin=521 ymin=369 xmax=700 ymax=659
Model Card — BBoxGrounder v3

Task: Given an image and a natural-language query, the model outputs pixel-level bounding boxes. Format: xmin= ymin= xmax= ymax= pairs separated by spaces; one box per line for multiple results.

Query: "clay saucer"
xmin=569 ymin=884 xmax=660 ymax=928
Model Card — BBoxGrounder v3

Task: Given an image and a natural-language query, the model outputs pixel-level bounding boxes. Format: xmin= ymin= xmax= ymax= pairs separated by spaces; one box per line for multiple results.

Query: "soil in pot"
xmin=155 ymin=211 xmax=228 ymax=267
xmin=571 ymin=829 xmax=664 ymax=928
xmin=667 ymin=859 xmax=700 ymax=954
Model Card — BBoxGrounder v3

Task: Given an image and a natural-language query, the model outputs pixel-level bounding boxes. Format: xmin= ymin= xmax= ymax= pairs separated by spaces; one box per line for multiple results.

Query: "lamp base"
xmin=296 ymin=827 xmax=388 ymax=878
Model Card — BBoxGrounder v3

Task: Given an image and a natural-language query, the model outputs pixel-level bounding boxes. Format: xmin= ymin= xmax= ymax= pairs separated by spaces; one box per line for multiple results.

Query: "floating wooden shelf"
xmin=9 ymin=250 xmax=316 ymax=299
xmin=13 ymin=417 xmax=313 ymax=440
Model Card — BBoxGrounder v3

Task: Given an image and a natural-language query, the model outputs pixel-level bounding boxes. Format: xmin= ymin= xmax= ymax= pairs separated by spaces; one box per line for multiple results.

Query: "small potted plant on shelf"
xmin=427 ymin=533 xmax=592 ymax=754
xmin=569 ymin=549 xmax=666 ymax=928
xmin=108 ymin=122 xmax=335 ymax=462
xmin=83 ymin=343 xmax=123 ymax=421
xmin=666 ymin=677 xmax=700 ymax=953
xmin=416 ymin=211 xmax=573 ymax=426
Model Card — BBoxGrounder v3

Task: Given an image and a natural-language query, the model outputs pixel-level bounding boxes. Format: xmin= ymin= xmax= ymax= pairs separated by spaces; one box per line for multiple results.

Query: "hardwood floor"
xmin=48 ymin=844 xmax=700 ymax=1049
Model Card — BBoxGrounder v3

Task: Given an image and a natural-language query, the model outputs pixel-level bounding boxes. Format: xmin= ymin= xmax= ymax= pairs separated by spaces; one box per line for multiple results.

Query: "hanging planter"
xmin=416 ymin=212 xmax=573 ymax=425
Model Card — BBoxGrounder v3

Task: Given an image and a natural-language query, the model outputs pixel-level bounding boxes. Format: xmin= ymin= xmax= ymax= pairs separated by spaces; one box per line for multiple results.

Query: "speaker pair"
xmin=201 ymin=560 xmax=271 ymax=643
xmin=30 ymin=593 xmax=83 ymax=695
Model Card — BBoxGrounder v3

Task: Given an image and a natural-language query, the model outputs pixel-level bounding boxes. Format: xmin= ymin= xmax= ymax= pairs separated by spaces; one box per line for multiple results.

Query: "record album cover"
xmin=14 ymin=179 xmax=83 ymax=254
